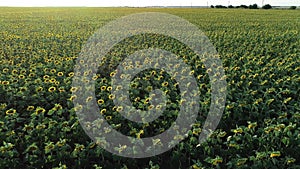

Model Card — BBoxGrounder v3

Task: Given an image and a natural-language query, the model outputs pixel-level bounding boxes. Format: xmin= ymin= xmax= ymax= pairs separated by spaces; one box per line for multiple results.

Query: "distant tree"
xmin=210 ymin=5 xmax=215 ymax=8
xmin=249 ymin=4 xmax=258 ymax=9
xmin=228 ymin=5 xmax=234 ymax=8
xmin=239 ymin=5 xmax=249 ymax=8
xmin=289 ymin=6 xmax=297 ymax=9
xmin=262 ymin=4 xmax=272 ymax=9
xmin=215 ymin=5 xmax=227 ymax=8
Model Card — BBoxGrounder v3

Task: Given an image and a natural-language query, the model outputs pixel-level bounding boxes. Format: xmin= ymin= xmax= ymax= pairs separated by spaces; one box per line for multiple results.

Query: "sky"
xmin=0 ymin=0 xmax=299 ymax=7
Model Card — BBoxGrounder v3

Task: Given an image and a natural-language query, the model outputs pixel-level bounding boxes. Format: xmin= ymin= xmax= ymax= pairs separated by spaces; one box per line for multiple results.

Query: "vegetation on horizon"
xmin=0 ymin=7 xmax=299 ymax=169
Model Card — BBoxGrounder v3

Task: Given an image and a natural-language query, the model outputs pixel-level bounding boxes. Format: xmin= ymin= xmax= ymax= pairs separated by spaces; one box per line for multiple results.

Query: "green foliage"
xmin=215 ymin=5 xmax=227 ymax=8
xmin=238 ymin=5 xmax=249 ymax=9
xmin=249 ymin=4 xmax=258 ymax=9
xmin=0 ymin=7 xmax=299 ymax=169
xmin=262 ymin=4 xmax=272 ymax=9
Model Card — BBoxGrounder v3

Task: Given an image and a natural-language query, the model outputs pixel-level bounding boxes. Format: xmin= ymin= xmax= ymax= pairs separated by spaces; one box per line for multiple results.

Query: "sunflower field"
xmin=0 ymin=7 xmax=299 ymax=169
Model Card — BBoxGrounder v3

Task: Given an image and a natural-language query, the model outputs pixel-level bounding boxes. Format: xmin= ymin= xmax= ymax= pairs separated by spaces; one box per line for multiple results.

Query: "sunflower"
xmin=212 ymin=158 xmax=223 ymax=165
xmin=20 ymin=69 xmax=26 ymax=74
xmin=110 ymin=72 xmax=116 ymax=77
xmin=86 ymin=96 xmax=93 ymax=102
xmin=83 ymin=71 xmax=90 ymax=76
xmin=54 ymin=104 xmax=63 ymax=110
xmin=70 ymin=87 xmax=78 ymax=92
xmin=69 ymin=95 xmax=77 ymax=101
xmin=2 ymin=81 xmax=10 ymax=85
xmin=148 ymin=105 xmax=154 ymax=110
xmin=11 ymin=69 xmax=18 ymax=74
xmin=189 ymin=70 xmax=195 ymax=75
xmin=197 ymin=75 xmax=203 ymax=80
xmin=233 ymin=128 xmax=243 ymax=134
xmin=270 ymin=151 xmax=281 ymax=158
xmin=58 ymin=87 xmax=65 ymax=93
xmin=155 ymin=104 xmax=162 ymax=110
xmin=19 ymin=75 xmax=25 ymax=79
xmin=26 ymin=106 xmax=34 ymax=111
xmin=144 ymin=98 xmax=151 ymax=104
xmin=43 ymin=68 xmax=49 ymax=73
xmin=6 ymin=109 xmax=16 ymax=115
xmin=50 ymin=69 xmax=56 ymax=74
xmin=108 ymin=94 xmax=115 ymax=100
xmin=2 ymin=68 xmax=9 ymax=73
xmin=12 ymin=79 xmax=18 ymax=83
xmin=34 ymin=78 xmax=42 ymax=84
xmin=20 ymin=87 xmax=27 ymax=92
xmin=162 ymin=82 xmax=168 ymax=87
xmin=146 ymin=86 xmax=152 ymax=92
xmin=74 ymin=105 xmax=83 ymax=111
xmin=35 ymin=107 xmax=46 ymax=115
xmin=43 ymin=75 xmax=50 ymax=79
xmin=173 ymin=82 xmax=179 ymax=88
xmin=97 ymin=99 xmax=104 ymax=105
xmin=106 ymin=116 xmax=112 ymax=120
xmin=131 ymin=83 xmax=138 ymax=88
xmin=50 ymin=78 xmax=56 ymax=83
xmin=48 ymin=86 xmax=56 ymax=92
xmin=136 ymin=130 xmax=144 ymax=139
xmin=100 ymin=86 xmax=106 ymax=91
xmin=92 ymin=75 xmax=98 ymax=80
xmin=134 ymin=97 xmax=140 ymax=102
xmin=36 ymin=86 xmax=43 ymax=92
xmin=116 ymin=106 xmax=123 ymax=112
xmin=116 ymin=85 xmax=122 ymax=90
xmin=151 ymin=70 xmax=156 ymax=76
xmin=57 ymin=72 xmax=64 ymax=77
xmin=68 ymin=72 xmax=74 ymax=77
xmin=120 ymin=74 xmax=125 ymax=79
xmin=28 ymin=73 xmax=35 ymax=77
xmin=107 ymin=86 xmax=112 ymax=91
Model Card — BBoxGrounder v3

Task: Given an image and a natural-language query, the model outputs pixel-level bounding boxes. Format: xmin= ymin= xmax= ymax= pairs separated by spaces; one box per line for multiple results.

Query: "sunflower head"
xmin=6 ymin=109 xmax=16 ymax=115
xmin=35 ymin=107 xmax=46 ymax=115
xmin=97 ymin=99 xmax=104 ymax=105
xmin=48 ymin=86 xmax=56 ymax=92
xmin=108 ymin=94 xmax=115 ymax=100
xmin=57 ymin=72 xmax=64 ymax=77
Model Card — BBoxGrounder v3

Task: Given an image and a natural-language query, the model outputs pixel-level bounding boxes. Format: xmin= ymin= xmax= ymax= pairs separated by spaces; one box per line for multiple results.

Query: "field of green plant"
xmin=0 ymin=7 xmax=299 ymax=168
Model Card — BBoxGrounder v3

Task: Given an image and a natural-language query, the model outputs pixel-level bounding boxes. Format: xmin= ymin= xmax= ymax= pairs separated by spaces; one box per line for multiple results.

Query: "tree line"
xmin=211 ymin=4 xmax=297 ymax=10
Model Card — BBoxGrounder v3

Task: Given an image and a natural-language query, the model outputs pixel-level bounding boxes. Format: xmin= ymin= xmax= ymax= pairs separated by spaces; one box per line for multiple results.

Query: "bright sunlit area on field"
xmin=0 ymin=0 xmax=299 ymax=7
